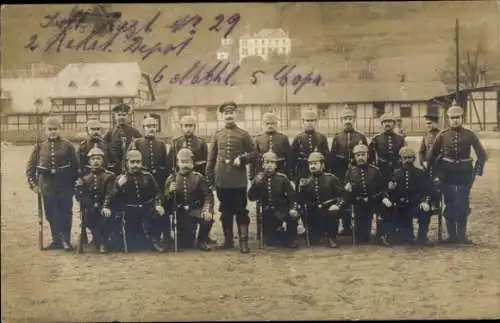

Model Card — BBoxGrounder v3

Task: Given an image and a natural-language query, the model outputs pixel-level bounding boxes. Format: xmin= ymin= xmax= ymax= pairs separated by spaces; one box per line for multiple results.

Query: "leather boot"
xmin=197 ymin=221 xmax=213 ymax=251
xmin=218 ymin=216 xmax=234 ymax=249
xmin=238 ymin=224 xmax=250 ymax=254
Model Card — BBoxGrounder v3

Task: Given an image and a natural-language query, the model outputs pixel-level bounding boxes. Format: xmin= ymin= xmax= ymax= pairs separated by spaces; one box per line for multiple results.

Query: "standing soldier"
xmin=114 ymin=150 xmax=166 ymax=252
xmin=418 ymin=112 xmax=442 ymax=212
xmin=394 ymin=116 xmax=408 ymax=139
xmin=75 ymin=145 xmax=116 ymax=253
xmin=368 ymin=113 xmax=406 ymax=179
xmin=164 ymin=148 xmax=215 ymax=251
xmin=104 ymin=103 xmax=142 ymax=175
xmin=290 ymin=110 xmax=330 ymax=183
xmin=330 ymin=106 xmax=368 ymax=236
xmin=387 ymin=147 xmax=432 ymax=245
xmin=26 ymin=116 xmax=78 ymax=251
xmin=77 ymin=119 xmax=112 ymax=177
xmin=296 ymin=152 xmax=346 ymax=248
xmin=170 ymin=115 xmax=215 ymax=245
xmin=344 ymin=143 xmax=388 ymax=244
xmin=248 ymin=151 xmax=300 ymax=248
xmin=427 ymin=104 xmax=487 ymax=244
xmin=252 ymin=112 xmax=292 ymax=178
xmin=206 ymin=101 xmax=258 ymax=254
xmin=129 ymin=116 xmax=171 ymax=249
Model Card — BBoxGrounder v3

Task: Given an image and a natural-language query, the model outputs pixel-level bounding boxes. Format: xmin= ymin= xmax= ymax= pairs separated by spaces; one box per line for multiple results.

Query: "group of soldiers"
xmin=26 ymin=100 xmax=487 ymax=254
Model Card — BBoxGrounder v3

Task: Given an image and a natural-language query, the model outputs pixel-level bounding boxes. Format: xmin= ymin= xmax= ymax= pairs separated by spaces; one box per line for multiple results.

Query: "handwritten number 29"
xmin=208 ymin=13 xmax=241 ymax=39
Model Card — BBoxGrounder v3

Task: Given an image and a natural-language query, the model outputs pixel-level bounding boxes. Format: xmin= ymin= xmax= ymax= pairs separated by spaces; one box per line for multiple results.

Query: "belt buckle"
xmin=50 ymin=169 xmax=56 ymax=174
xmin=363 ymin=197 xmax=369 ymax=202
xmin=225 ymin=159 xmax=231 ymax=164
xmin=184 ymin=205 xmax=190 ymax=211
xmin=318 ymin=204 xmax=323 ymax=209
xmin=151 ymin=169 xmax=156 ymax=174
xmin=94 ymin=202 xmax=99 ymax=208
xmin=139 ymin=204 xmax=143 ymax=208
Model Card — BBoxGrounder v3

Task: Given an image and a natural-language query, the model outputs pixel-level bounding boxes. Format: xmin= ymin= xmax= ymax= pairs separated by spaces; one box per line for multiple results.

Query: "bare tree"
xmin=438 ymin=24 xmax=500 ymax=89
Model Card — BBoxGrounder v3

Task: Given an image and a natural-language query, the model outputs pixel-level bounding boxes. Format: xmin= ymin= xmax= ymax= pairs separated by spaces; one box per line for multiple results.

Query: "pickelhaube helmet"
xmin=302 ymin=109 xmax=318 ymax=120
xmin=87 ymin=143 xmax=105 ymax=157
xmin=262 ymin=150 xmax=278 ymax=162
xmin=308 ymin=151 xmax=324 ymax=162
xmin=177 ymin=148 xmax=194 ymax=160
xmin=353 ymin=142 xmax=369 ymax=154
xmin=399 ymin=146 xmax=416 ymax=158
xmin=126 ymin=149 xmax=142 ymax=160
xmin=142 ymin=115 xmax=158 ymax=127
xmin=262 ymin=112 xmax=278 ymax=123
xmin=380 ymin=113 xmax=396 ymax=123
xmin=447 ymin=101 xmax=464 ymax=117
xmin=180 ymin=115 xmax=197 ymax=125
xmin=341 ymin=106 xmax=356 ymax=118
xmin=86 ymin=119 xmax=101 ymax=129
xmin=45 ymin=116 xmax=62 ymax=128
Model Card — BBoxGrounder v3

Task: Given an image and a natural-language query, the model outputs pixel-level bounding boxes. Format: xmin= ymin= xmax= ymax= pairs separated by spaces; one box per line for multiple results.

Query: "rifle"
xmin=437 ymin=195 xmax=443 ymax=242
xmin=120 ymin=136 xmax=128 ymax=252
xmin=36 ymin=177 xmax=44 ymax=251
xmin=256 ymin=201 xmax=263 ymax=249
xmin=171 ymin=141 xmax=178 ymax=253
xmin=303 ymin=204 xmax=311 ymax=247
xmin=77 ymin=201 xmax=86 ymax=253
xmin=351 ymin=204 xmax=356 ymax=245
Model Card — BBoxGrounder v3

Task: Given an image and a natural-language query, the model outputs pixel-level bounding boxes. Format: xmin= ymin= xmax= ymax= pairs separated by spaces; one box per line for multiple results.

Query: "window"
xmin=110 ymin=97 xmax=123 ymax=105
xmin=62 ymin=114 xmax=77 ymax=129
xmin=427 ymin=104 xmax=438 ymax=117
xmin=400 ymin=104 xmax=412 ymax=117
xmin=242 ymin=49 xmax=248 ymax=55
xmin=116 ymin=81 xmax=124 ymax=87
xmin=62 ymin=99 xmax=76 ymax=112
xmin=206 ymin=106 xmax=217 ymax=122
xmin=150 ymin=113 xmax=162 ymax=132
xmin=289 ymin=105 xmax=301 ymax=120
xmin=317 ymin=103 xmax=329 ymax=118
xmin=91 ymin=80 xmax=99 ymax=87
xmin=178 ymin=107 xmax=191 ymax=119
xmin=86 ymin=98 xmax=100 ymax=112
xmin=373 ymin=102 xmax=385 ymax=118
xmin=68 ymin=81 xmax=77 ymax=88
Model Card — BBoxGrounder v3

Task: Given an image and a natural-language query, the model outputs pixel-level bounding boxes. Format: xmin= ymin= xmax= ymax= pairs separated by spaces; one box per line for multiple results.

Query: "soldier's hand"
xmin=388 ymin=181 xmax=397 ymax=190
xmin=101 ymin=208 xmax=112 ymax=218
xmin=201 ymin=209 xmax=213 ymax=222
xmin=382 ymin=197 xmax=392 ymax=208
xmin=344 ymin=182 xmax=352 ymax=192
xmin=233 ymin=156 xmax=241 ymax=167
xmin=419 ymin=202 xmax=430 ymax=212
xmin=75 ymin=178 xmax=84 ymax=186
xmin=117 ymin=175 xmax=127 ymax=187
xmin=289 ymin=209 xmax=299 ymax=219
xmin=169 ymin=182 xmax=177 ymax=193
xmin=433 ymin=177 xmax=440 ymax=186
xmin=156 ymin=205 xmax=165 ymax=216
xmin=299 ymin=178 xmax=308 ymax=187
xmin=328 ymin=204 xmax=340 ymax=212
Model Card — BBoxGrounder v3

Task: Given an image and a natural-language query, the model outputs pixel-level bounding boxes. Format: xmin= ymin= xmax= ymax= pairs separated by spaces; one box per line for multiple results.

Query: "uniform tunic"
xmin=290 ymin=130 xmax=330 ymax=182
xmin=368 ymin=131 xmax=406 ymax=178
xmin=253 ymin=131 xmax=292 ymax=178
xmin=171 ymin=135 xmax=208 ymax=175
xmin=330 ymin=129 xmax=368 ymax=182
xmin=104 ymin=124 xmax=142 ymax=174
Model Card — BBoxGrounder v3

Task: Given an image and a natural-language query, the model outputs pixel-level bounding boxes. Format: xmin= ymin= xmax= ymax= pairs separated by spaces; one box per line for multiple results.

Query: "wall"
xmin=466 ymin=90 xmax=499 ymax=131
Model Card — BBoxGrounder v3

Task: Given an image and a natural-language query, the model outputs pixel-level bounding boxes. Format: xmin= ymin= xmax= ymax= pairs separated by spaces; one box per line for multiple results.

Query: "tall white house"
xmin=238 ymin=28 xmax=291 ymax=63
xmin=216 ymin=37 xmax=236 ymax=61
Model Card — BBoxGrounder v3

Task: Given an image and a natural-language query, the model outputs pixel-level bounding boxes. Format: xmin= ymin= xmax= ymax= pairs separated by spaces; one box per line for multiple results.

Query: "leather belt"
xmin=37 ymin=164 xmax=71 ymax=174
xmin=442 ymin=157 xmax=472 ymax=164
xmin=125 ymin=198 xmax=154 ymax=209
xmin=195 ymin=160 xmax=207 ymax=166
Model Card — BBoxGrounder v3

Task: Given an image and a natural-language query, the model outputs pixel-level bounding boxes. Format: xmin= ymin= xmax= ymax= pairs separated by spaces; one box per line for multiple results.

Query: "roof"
xmin=0 ymin=77 xmax=54 ymax=113
xmin=167 ymin=81 xmax=450 ymax=107
xmin=49 ymin=62 xmax=144 ymax=99
xmin=241 ymin=28 xmax=289 ymax=39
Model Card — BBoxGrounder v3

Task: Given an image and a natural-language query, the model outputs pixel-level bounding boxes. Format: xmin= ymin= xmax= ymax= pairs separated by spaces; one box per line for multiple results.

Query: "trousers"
xmin=261 ymin=209 xmax=298 ymax=245
xmin=122 ymin=207 xmax=156 ymax=251
xmin=442 ymin=184 xmax=471 ymax=239
xmin=307 ymin=207 xmax=339 ymax=241
xmin=176 ymin=211 xmax=211 ymax=249
xmin=352 ymin=203 xmax=376 ymax=243
xmin=43 ymin=193 xmax=73 ymax=243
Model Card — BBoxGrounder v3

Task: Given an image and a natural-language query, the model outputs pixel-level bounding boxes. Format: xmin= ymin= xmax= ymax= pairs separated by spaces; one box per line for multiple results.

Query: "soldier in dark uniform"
xmin=368 ymin=113 xmax=406 ymax=179
xmin=128 ymin=116 xmax=171 ymax=249
xmin=114 ymin=150 xmax=166 ymax=252
xmin=394 ymin=116 xmax=408 ymax=139
xmin=164 ymin=148 xmax=215 ymax=251
xmin=330 ymin=106 xmax=368 ymax=236
xmin=170 ymin=115 xmax=215 ymax=245
xmin=77 ymin=119 xmax=112 ymax=177
xmin=206 ymin=101 xmax=259 ymax=254
xmin=248 ymin=150 xmax=300 ymax=248
xmin=26 ymin=116 xmax=78 ymax=251
xmin=344 ymin=143 xmax=388 ymax=244
xmin=427 ymin=104 xmax=487 ymax=244
xmin=296 ymin=152 xmax=346 ymax=248
xmin=387 ymin=147 xmax=432 ymax=245
xmin=290 ymin=110 xmax=330 ymax=183
xmin=252 ymin=112 xmax=292 ymax=178
xmin=418 ymin=112 xmax=442 ymax=211
xmin=104 ymin=103 xmax=142 ymax=175
xmin=75 ymin=145 xmax=116 ymax=253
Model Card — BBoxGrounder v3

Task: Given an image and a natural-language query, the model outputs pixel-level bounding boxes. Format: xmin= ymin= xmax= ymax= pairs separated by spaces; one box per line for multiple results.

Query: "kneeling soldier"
xmin=297 ymin=152 xmax=346 ymax=248
xmin=248 ymin=150 xmax=300 ymax=248
xmin=387 ymin=147 xmax=432 ymax=245
xmin=75 ymin=145 xmax=116 ymax=253
xmin=344 ymin=143 xmax=388 ymax=244
xmin=164 ymin=148 xmax=215 ymax=251
xmin=115 ymin=150 xmax=166 ymax=252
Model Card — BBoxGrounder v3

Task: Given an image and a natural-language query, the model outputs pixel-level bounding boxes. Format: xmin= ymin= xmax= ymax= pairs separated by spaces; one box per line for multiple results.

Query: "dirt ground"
xmin=1 ymin=142 xmax=499 ymax=322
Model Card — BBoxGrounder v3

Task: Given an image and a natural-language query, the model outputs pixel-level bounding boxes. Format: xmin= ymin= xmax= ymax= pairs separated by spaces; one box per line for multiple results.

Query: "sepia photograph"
xmin=1 ymin=2 xmax=499 ymax=321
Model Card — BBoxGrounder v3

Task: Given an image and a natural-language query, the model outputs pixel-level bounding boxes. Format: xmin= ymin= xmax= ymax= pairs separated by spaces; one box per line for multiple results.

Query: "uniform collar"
xmin=225 ymin=123 xmax=237 ymax=129
xmin=48 ymin=137 xmax=61 ymax=142
xmin=305 ymin=129 xmax=316 ymax=134
xmin=91 ymin=168 xmax=104 ymax=174
xmin=265 ymin=130 xmax=276 ymax=135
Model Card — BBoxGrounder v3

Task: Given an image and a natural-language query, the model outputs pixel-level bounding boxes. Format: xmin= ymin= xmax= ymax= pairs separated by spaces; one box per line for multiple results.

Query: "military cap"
xmin=177 ymin=148 xmax=194 ymax=160
xmin=218 ymin=101 xmax=237 ymax=113
xmin=447 ymin=104 xmax=464 ymax=117
xmin=142 ymin=116 xmax=158 ymax=127
xmin=45 ymin=116 xmax=62 ymax=128
xmin=302 ymin=109 xmax=318 ymax=120
xmin=380 ymin=113 xmax=396 ymax=123
xmin=262 ymin=112 xmax=278 ymax=123
xmin=399 ymin=146 xmax=416 ymax=158
xmin=112 ymin=103 xmax=131 ymax=113
xmin=87 ymin=145 xmax=105 ymax=157
xmin=341 ymin=107 xmax=356 ymax=118
xmin=262 ymin=150 xmax=278 ymax=162
xmin=86 ymin=119 xmax=101 ymax=128
xmin=126 ymin=149 xmax=142 ymax=160
xmin=353 ymin=143 xmax=369 ymax=154
xmin=423 ymin=113 xmax=439 ymax=122
xmin=308 ymin=151 xmax=324 ymax=162
xmin=180 ymin=115 xmax=197 ymax=125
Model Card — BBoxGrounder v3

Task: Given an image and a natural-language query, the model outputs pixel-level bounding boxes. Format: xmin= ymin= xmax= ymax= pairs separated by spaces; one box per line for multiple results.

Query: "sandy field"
xmin=1 ymin=141 xmax=499 ymax=322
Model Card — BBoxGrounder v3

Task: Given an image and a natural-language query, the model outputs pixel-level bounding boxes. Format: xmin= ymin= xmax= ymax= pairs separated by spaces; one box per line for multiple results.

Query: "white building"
xmin=216 ymin=37 xmax=236 ymax=61
xmin=238 ymin=28 xmax=291 ymax=63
